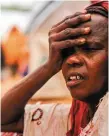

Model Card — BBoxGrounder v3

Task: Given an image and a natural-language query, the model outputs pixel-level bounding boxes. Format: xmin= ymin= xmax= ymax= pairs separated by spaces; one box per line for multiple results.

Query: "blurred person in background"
xmin=1 ymin=1 xmax=108 ymax=136
xmin=1 ymin=26 xmax=29 ymax=97
xmin=1 ymin=45 xmax=21 ymax=97
xmin=2 ymin=26 xmax=29 ymax=76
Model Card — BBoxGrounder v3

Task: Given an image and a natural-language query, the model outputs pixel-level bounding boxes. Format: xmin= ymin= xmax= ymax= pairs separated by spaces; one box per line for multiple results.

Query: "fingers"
xmin=51 ymin=12 xmax=83 ymax=28
xmin=49 ymin=27 xmax=90 ymax=41
xmin=49 ymin=14 xmax=91 ymax=34
xmin=51 ymin=38 xmax=86 ymax=50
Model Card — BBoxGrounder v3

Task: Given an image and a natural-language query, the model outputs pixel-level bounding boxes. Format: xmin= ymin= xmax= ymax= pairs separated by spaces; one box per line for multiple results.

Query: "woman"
xmin=1 ymin=1 xmax=108 ymax=136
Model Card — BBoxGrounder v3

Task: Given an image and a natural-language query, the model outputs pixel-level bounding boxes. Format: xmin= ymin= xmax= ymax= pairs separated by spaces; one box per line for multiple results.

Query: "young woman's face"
xmin=62 ymin=14 xmax=108 ymax=102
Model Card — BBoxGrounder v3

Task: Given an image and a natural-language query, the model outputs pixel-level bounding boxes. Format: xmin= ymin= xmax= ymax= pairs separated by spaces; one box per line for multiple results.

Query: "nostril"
xmin=66 ymin=56 xmax=84 ymax=67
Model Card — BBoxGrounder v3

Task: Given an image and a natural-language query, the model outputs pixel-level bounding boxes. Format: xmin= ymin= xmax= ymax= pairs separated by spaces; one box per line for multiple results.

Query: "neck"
xmin=85 ymin=89 xmax=107 ymax=119
xmin=85 ymin=91 xmax=107 ymax=120
xmin=81 ymin=95 xmax=101 ymax=120
xmin=87 ymin=102 xmax=98 ymax=120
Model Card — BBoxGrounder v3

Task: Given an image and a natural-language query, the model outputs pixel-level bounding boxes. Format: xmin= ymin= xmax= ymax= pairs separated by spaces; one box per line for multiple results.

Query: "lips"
xmin=66 ymin=72 xmax=86 ymax=87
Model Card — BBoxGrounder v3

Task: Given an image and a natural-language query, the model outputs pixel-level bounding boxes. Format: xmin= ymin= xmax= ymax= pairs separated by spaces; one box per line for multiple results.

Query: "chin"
xmin=68 ymin=89 xmax=96 ymax=103
xmin=71 ymin=94 xmax=88 ymax=102
xmin=70 ymin=90 xmax=107 ymax=104
xmin=68 ymin=81 xmax=107 ymax=102
xmin=69 ymin=89 xmax=89 ymax=101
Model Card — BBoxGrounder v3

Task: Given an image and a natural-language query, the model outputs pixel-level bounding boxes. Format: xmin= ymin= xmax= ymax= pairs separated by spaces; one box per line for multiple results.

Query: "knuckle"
xmin=74 ymin=12 xmax=82 ymax=17
xmin=77 ymin=14 xmax=90 ymax=23
xmin=64 ymin=28 xmax=71 ymax=35
xmin=80 ymin=28 xmax=85 ymax=34
xmin=51 ymin=24 xmax=56 ymax=28
xmin=64 ymin=15 xmax=71 ymax=20
xmin=65 ymin=40 xmax=72 ymax=46
xmin=51 ymin=42 xmax=58 ymax=51
xmin=49 ymin=34 xmax=55 ymax=41
xmin=72 ymin=28 xmax=81 ymax=36
xmin=72 ymin=38 xmax=79 ymax=44
xmin=48 ymin=30 xmax=52 ymax=36
xmin=48 ymin=28 xmax=54 ymax=35
xmin=51 ymin=42 xmax=56 ymax=48
xmin=65 ymin=18 xmax=71 ymax=25
xmin=78 ymin=38 xmax=86 ymax=45
xmin=77 ymin=38 xmax=81 ymax=43
xmin=74 ymin=28 xmax=80 ymax=34
xmin=76 ymin=15 xmax=83 ymax=23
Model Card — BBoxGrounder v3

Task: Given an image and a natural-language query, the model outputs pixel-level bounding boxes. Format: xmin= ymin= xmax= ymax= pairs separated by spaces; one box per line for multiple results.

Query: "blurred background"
xmin=1 ymin=0 xmax=91 ymax=104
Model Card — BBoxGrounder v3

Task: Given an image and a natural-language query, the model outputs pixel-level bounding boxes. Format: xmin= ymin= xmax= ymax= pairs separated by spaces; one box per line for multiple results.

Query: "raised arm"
xmin=1 ymin=12 xmax=91 ymax=132
xmin=1 ymin=62 xmax=54 ymax=131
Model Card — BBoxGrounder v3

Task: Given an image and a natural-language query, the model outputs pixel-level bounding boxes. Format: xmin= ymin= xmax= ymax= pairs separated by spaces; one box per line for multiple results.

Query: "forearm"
xmin=1 ymin=115 xmax=24 ymax=133
xmin=1 ymin=62 xmax=54 ymax=125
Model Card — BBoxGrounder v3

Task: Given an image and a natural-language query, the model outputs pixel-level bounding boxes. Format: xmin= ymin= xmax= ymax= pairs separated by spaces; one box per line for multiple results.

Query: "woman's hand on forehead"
xmin=49 ymin=12 xmax=91 ymax=49
xmin=49 ymin=11 xmax=91 ymax=34
xmin=47 ymin=12 xmax=91 ymax=75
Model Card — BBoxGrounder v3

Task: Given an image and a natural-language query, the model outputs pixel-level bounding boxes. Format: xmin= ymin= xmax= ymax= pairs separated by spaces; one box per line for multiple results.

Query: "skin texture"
xmin=1 ymin=12 xmax=91 ymax=132
xmin=62 ymin=14 xmax=108 ymax=103
xmin=1 ymin=12 xmax=108 ymax=133
xmin=48 ymin=13 xmax=91 ymax=75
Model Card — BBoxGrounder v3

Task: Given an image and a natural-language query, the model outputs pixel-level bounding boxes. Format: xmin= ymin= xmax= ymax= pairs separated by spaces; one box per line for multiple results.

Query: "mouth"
xmin=66 ymin=72 xmax=86 ymax=88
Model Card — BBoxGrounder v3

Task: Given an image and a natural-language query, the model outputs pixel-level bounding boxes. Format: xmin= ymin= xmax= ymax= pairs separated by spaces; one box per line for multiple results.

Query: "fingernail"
xmin=79 ymin=38 xmax=86 ymax=44
xmin=84 ymin=27 xmax=90 ymax=34
xmin=85 ymin=14 xmax=91 ymax=19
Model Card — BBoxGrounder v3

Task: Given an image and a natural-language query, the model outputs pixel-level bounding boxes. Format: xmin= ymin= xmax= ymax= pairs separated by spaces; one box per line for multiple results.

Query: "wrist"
xmin=43 ymin=61 xmax=55 ymax=78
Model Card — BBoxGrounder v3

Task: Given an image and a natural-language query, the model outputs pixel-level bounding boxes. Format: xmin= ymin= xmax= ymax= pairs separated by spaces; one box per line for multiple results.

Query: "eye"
xmin=82 ymin=47 xmax=100 ymax=51
xmin=81 ymin=44 xmax=103 ymax=52
xmin=62 ymin=48 xmax=75 ymax=58
xmin=81 ymin=42 xmax=104 ymax=52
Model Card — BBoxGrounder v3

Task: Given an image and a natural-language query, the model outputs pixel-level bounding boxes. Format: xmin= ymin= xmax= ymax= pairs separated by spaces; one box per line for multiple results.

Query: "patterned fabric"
xmin=23 ymin=103 xmax=71 ymax=136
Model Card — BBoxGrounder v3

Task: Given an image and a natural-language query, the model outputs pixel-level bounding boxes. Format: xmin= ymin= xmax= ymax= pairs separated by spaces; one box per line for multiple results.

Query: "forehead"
xmin=78 ymin=14 xmax=108 ymax=45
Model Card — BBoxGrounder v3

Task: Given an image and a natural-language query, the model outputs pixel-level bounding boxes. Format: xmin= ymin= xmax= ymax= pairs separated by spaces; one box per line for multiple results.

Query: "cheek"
xmin=88 ymin=51 xmax=108 ymax=79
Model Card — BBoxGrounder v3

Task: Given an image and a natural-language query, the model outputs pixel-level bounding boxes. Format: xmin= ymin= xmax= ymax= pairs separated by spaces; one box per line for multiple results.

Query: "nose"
xmin=66 ymin=54 xmax=84 ymax=68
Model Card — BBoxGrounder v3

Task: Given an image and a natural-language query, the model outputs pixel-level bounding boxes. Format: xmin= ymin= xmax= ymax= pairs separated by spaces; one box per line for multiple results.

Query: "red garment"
xmin=66 ymin=100 xmax=90 ymax=136
xmin=89 ymin=0 xmax=108 ymax=11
